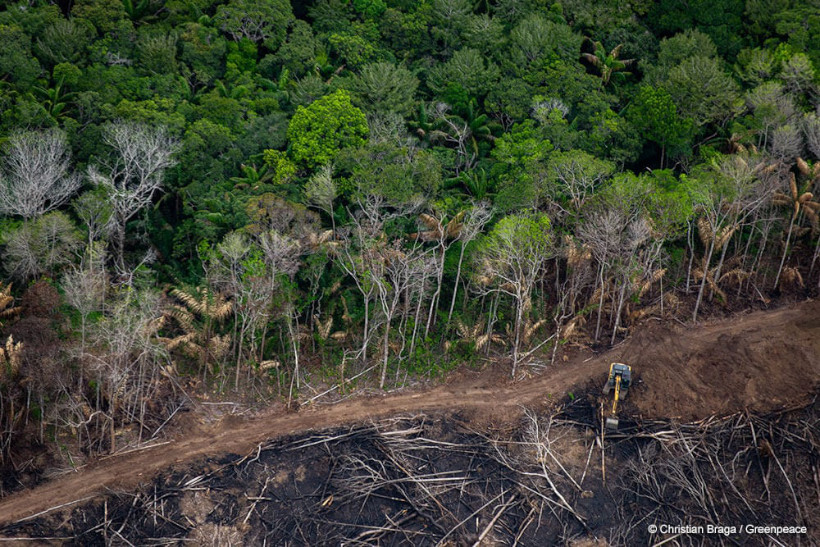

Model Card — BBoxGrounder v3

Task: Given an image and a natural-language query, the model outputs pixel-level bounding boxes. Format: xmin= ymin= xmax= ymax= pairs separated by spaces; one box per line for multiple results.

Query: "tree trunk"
xmin=287 ymin=314 xmax=300 ymax=390
xmin=361 ymin=297 xmax=369 ymax=362
xmin=610 ymin=276 xmax=629 ymax=345
xmin=114 ymin=220 xmax=126 ymax=273
xmin=747 ymin=220 xmax=771 ymax=293
xmin=773 ymin=214 xmax=796 ymax=289
xmin=425 ymin=243 xmax=446 ymax=336
xmin=809 ymin=234 xmax=820 ymax=279
xmin=594 ymin=263 xmax=606 ymax=342
xmin=511 ymin=292 xmax=523 ymax=379
xmin=447 ymin=242 xmax=467 ymax=324
xmin=685 ymin=222 xmax=695 ymax=293
xmin=709 ymin=238 xmax=731 ymax=301
xmin=380 ymin=323 xmax=390 ymax=389
xmin=693 ymin=237 xmax=716 ymax=322
xmin=486 ymin=292 xmax=499 ymax=357
xmin=409 ymin=277 xmax=425 ymax=355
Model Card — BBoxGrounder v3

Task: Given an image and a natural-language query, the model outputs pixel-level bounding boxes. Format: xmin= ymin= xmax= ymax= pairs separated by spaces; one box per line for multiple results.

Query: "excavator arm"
xmin=604 ymin=363 xmax=630 ymax=430
xmin=611 ymin=375 xmax=621 ymax=417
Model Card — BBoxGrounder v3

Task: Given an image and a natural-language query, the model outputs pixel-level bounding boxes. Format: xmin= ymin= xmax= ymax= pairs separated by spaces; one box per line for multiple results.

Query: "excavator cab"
xmin=602 ymin=363 xmax=631 ymax=430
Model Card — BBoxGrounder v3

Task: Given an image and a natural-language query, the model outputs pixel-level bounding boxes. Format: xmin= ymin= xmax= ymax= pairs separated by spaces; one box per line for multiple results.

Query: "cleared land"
xmin=0 ymin=300 xmax=818 ymax=543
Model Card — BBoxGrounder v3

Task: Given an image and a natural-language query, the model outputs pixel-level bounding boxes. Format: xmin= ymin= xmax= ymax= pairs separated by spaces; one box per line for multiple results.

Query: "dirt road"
xmin=1 ymin=300 xmax=818 ymax=527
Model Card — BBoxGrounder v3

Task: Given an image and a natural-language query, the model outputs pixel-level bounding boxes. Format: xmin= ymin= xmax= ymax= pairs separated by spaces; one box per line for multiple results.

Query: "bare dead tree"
xmin=0 ymin=129 xmax=81 ymax=220
xmin=370 ymin=241 xmax=434 ymax=388
xmin=547 ymin=151 xmax=614 ymax=213
xmin=336 ymin=195 xmax=421 ymax=365
xmin=256 ymin=229 xmax=301 ymax=390
xmin=745 ymin=82 xmax=797 ymax=151
xmin=86 ymin=289 xmax=167 ymax=453
xmin=2 ymin=211 xmax=83 ymax=281
xmin=578 ymin=200 xmax=661 ymax=344
xmin=447 ymin=202 xmax=492 ymax=324
xmin=62 ymin=245 xmax=108 ymax=353
xmin=804 ymin=111 xmax=820 ymax=160
xmin=475 ymin=212 xmax=554 ymax=377
xmin=87 ymin=122 xmax=178 ymax=272
xmin=769 ymin=124 xmax=803 ymax=164
xmin=577 ymin=208 xmax=625 ymax=342
xmin=412 ymin=208 xmax=465 ymax=336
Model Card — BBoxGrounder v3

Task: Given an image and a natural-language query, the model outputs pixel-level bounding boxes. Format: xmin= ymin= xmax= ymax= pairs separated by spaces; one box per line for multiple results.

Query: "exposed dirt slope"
xmin=0 ymin=300 xmax=818 ymax=526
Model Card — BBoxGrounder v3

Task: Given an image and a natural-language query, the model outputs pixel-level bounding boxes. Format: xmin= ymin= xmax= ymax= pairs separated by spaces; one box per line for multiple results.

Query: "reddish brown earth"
xmin=0 ymin=299 xmax=818 ymax=527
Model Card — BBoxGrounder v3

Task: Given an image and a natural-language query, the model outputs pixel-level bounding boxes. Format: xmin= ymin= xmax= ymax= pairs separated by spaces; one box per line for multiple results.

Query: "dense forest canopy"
xmin=0 ymin=0 xmax=819 ymax=458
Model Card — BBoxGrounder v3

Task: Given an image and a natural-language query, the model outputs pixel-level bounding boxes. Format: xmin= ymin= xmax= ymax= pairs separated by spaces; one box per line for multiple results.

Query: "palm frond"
xmin=697 ymin=217 xmax=713 ymax=247
xmin=167 ymin=306 xmax=195 ymax=331
xmin=780 ymin=267 xmax=804 ymax=289
xmin=523 ymin=319 xmax=548 ymax=345
xmin=316 ymin=315 xmax=333 ymax=340
xmin=0 ymin=335 xmax=23 ymax=377
xmin=714 ymin=224 xmax=737 ymax=249
xmin=796 ymin=157 xmax=810 ymax=177
xmin=636 ymin=268 xmax=667 ymax=298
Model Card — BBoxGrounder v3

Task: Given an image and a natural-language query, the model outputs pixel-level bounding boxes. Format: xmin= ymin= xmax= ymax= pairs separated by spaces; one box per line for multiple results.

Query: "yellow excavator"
xmin=602 ymin=363 xmax=631 ymax=430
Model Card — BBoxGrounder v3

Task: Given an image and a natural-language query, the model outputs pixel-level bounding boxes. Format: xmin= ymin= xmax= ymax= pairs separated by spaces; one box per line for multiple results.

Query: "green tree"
xmin=214 ymin=0 xmax=295 ymax=51
xmin=137 ymin=33 xmax=178 ymax=75
xmin=490 ymin=120 xmax=553 ymax=211
xmin=266 ymin=20 xmax=317 ymax=78
xmin=341 ymin=141 xmax=442 ymax=203
xmin=647 ymin=0 xmax=744 ymax=58
xmin=34 ymin=19 xmax=94 ymax=67
xmin=287 ymin=89 xmax=368 ymax=168
xmin=350 ymin=62 xmax=419 ymax=117
xmin=262 ymin=150 xmax=298 ymax=186
xmin=353 ymin=0 xmax=387 ymax=19
xmin=656 ymin=29 xmax=717 ymax=69
xmin=510 ymin=15 xmax=582 ymax=68
xmin=327 ymin=32 xmax=377 ymax=70
xmin=462 ymin=14 xmax=504 ymax=55
xmin=430 ymin=0 xmax=472 ymax=48
xmin=627 ymin=86 xmax=695 ymax=167
xmin=179 ymin=23 xmax=227 ymax=88
xmin=665 ymin=56 xmax=741 ymax=128
xmin=427 ymin=48 xmax=500 ymax=99
xmin=71 ymin=0 xmax=129 ymax=35
xmin=378 ymin=6 xmax=432 ymax=58
xmin=0 ymin=25 xmax=42 ymax=89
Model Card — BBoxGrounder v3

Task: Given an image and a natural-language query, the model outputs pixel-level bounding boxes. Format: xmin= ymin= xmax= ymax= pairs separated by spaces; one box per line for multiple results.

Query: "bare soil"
xmin=0 ymin=299 xmax=817 ymax=528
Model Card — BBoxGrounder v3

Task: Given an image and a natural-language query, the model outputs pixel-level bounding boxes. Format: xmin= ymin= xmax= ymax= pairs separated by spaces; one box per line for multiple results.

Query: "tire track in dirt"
xmin=0 ymin=300 xmax=818 ymax=527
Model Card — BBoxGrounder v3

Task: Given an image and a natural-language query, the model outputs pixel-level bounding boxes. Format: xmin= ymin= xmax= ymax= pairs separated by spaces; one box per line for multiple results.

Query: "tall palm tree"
xmin=409 ymin=102 xmax=435 ymax=145
xmin=446 ymin=167 xmax=491 ymax=200
xmin=772 ymin=159 xmax=820 ymax=287
xmin=29 ymin=75 xmax=76 ymax=123
xmin=581 ymin=40 xmax=635 ymax=86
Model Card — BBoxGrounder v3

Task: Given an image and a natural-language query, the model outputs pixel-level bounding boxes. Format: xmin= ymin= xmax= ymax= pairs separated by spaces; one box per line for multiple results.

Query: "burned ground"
xmin=4 ymin=389 xmax=819 ymax=546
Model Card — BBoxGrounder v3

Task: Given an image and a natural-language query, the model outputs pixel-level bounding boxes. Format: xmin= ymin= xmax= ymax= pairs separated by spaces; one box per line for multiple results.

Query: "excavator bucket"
xmin=605 ymin=416 xmax=619 ymax=430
